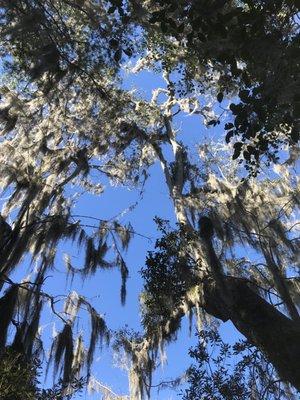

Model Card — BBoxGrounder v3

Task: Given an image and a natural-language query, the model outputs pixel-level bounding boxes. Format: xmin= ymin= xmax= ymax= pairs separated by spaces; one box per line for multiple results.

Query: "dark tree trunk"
xmin=203 ymin=277 xmax=300 ymax=391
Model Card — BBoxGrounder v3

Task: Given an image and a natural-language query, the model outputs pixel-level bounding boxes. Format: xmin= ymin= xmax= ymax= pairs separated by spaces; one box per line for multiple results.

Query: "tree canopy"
xmin=0 ymin=1 xmax=299 ymax=398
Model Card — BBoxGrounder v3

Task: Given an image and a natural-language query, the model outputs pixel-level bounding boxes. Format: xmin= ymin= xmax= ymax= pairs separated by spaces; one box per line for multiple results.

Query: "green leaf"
xmin=225 ymin=130 xmax=234 ymax=143
xmin=217 ymin=92 xmax=224 ymax=103
xmin=123 ymin=47 xmax=133 ymax=57
xmin=243 ymin=150 xmax=250 ymax=161
xmin=239 ymin=89 xmax=250 ymax=103
xmin=109 ymin=38 xmax=119 ymax=49
xmin=232 ymin=142 xmax=242 ymax=159
xmin=229 ymin=103 xmax=239 ymax=115
xmin=114 ymin=48 xmax=122 ymax=63
xmin=225 ymin=122 xmax=234 ymax=130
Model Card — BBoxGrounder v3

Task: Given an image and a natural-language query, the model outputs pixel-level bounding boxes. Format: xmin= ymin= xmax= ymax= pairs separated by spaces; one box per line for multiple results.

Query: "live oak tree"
xmin=0 ymin=1 xmax=299 ymax=399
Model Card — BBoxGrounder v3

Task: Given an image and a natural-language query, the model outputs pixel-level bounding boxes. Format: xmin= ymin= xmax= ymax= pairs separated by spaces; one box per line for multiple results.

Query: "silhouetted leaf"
xmin=114 ymin=48 xmax=122 ymax=63
xmin=232 ymin=142 xmax=242 ymax=159
xmin=217 ymin=92 xmax=224 ymax=103
xmin=225 ymin=130 xmax=234 ymax=143
xmin=225 ymin=123 xmax=234 ymax=130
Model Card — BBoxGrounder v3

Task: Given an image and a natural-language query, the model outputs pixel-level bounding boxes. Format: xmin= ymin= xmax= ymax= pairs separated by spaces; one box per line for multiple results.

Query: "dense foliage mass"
xmin=129 ymin=0 xmax=299 ymax=175
xmin=0 ymin=348 xmax=84 ymax=400
xmin=0 ymin=0 xmax=299 ymax=398
xmin=183 ymin=330 xmax=293 ymax=400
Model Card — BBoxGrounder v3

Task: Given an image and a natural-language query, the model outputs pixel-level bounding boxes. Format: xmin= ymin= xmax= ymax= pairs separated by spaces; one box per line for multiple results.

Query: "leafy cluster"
xmin=183 ymin=330 xmax=295 ymax=400
xmin=0 ymin=348 xmax=39 ymax=400
xmin=132 ymin=0 xmax=299 ymax=172
xmin=141 ymin=222 xmax=197 ymax=331
xmin=0 ymin=347 xmax=85 ymax=400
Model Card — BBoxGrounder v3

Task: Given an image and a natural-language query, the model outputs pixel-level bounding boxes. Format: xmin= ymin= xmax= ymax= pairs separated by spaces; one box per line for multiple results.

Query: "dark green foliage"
xmin=141 ymin=222 xmax=197 ymax=332
xmin=0 ymin=347 xmax=85 ymax=400
xmin=183 ymin=330 xmax=295 ymax=400
xmin=217 ymin=93 xmax=224 ymax=103
xmin=139 ymin=0 xmax=299 ymax=173
xmin=0 ymin=348 xmax=39 ymax=400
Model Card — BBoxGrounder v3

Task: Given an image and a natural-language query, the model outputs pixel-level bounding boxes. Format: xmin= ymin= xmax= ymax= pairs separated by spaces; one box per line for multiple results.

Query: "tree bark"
xmin=203 ymin=277 xmax=300 ymax=391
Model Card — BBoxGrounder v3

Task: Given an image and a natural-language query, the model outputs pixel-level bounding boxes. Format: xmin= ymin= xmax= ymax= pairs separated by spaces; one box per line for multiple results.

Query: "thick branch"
xmin=203 ymin=276 xmax=300 ymax=391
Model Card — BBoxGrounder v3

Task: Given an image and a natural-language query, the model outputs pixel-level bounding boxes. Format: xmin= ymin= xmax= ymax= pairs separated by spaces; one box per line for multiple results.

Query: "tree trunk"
xmin=203 ymin=277 xmax=300 ymax=391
